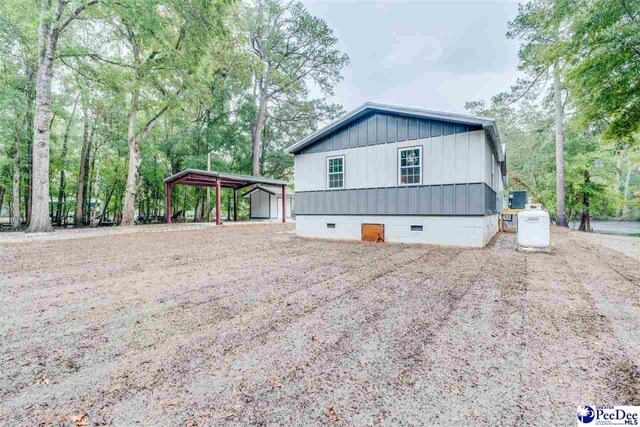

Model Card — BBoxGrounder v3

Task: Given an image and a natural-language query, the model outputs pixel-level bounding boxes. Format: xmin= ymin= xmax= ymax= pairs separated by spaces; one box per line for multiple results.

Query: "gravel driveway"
xmin=0 ymin=224 xmax=638 ymax=426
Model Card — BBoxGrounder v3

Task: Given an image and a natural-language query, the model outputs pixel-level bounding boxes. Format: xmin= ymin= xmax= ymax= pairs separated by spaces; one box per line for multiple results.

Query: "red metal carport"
xmin=164 ymin=169 xmax=289 ymax=225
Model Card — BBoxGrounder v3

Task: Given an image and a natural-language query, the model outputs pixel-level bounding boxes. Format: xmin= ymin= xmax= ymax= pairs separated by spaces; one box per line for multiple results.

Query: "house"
xmin=285 ymin=102 xmax=506 ymax=247
xmin=242 ymin=186 xmax=295 ymax=220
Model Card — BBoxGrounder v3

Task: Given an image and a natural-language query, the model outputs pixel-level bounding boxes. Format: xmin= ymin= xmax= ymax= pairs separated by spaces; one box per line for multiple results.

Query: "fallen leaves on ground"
xmin=34 ymin=371 xmax=52 ymax=385
xmin=163 ymin=400 xmax=179 ymax=408
xmin=268 ymin=378 xmax=284 ymax=388
xmin=450 ymin=385 xmax=464 ymax=396
xmin=324 ymin=406 xmax=340 ymax=422
xmin=69 ymin=413 xmax=88 ymax=426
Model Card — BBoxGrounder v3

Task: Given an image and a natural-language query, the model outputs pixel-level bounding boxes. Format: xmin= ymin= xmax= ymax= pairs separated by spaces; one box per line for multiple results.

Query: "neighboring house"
xmin=285 ymin=102 xmax=507 ymax=247
xmin=242 ymin=186 xmax=295 ymax=220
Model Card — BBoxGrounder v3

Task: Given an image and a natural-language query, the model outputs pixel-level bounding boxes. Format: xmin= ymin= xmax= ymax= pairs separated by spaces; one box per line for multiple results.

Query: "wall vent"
xmin=411 ymin=225 xmax=423 ymax=231
xmin=327 ymin=223 xmax=336 ymax=229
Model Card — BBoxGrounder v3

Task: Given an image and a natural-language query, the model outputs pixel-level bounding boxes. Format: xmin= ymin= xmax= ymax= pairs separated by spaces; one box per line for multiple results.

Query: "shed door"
xmin=362 ymin=224 xmax=385 ymax=243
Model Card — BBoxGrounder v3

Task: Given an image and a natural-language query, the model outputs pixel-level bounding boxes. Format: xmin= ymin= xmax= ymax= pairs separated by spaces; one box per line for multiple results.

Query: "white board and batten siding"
xmin=295 ymin=130 xmax=496 ymax=192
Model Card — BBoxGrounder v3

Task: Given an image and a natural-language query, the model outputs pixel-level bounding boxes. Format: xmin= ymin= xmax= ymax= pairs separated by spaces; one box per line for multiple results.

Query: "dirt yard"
xmin=0 ymin=224 xmax=638 ymax=426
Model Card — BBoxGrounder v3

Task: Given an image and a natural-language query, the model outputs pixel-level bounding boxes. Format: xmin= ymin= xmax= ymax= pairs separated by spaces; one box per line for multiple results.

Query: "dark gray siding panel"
xmin=431 ymin=120 xmax=443 ymax=137
xmin=358 ymin=189 xmax=367 ymax=214
xmin=407 ymin=186 xmax=419 ymax=214
xmin=455 ymin=124 xmax=467 ymax=134
xmin=341 ymin=190 xmax=349 ymax=215
xmin=358 ymin=119 xmax=367 ymax=147
xmin=419 ymin=119 xmax=430 ymax=138
xmin=443 ymin=122 xmax=455 ymax=136
xmin=443 ymin=185 xmax=455 ymax=214
xmin=398 ymin=187 xmax=407 ymax=213
xmin=485 ymin=184 xmax=496 ymax=214
xmin=349 ymin=124 xmax=358 ymax=148
xmin=408 ymin=117 xmax=419 ymax=140
xmin=376 ymin=114 xmax=386 ymax=144
xmin=297 ymin=111 xmax=484 ymax=154
xmin=469 ymin=183 xmax=484 ymax=214
xmin=431 ymin=186 xmax=442 ymax=214
xmin=419 ymin=186 xmax=430 ymax=213
xmin=301 ymin=183 xmax=495 ymax=216
xmin=367 ymin=115 xmax=376 ymax=145
xmin=387 ymin=187 xmax=398 ymax=214
xmin=455 ymin=184 xmax=468 ymax=214
xmin=377 ymin=188 xmax=386 ymax=214
xmin=310 ymin=192 xmax=317 ymax=213
xmin=397 ymin=116 xmax=407 ymax=141
xmin=386 ymin=115 xmax=397 ymax=143
xmin=367 ymin=189 xmax=377 ymax=214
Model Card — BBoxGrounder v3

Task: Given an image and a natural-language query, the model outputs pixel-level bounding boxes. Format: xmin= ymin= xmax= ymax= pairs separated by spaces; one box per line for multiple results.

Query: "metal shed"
xmin=242 ymin=186 xmax=295 ymax=220
xmin=163 ymin=170 xmax=289 ymax=225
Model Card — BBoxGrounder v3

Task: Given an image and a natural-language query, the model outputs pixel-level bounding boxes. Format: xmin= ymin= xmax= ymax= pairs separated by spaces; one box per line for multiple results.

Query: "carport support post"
xmin=165 ymin=183 xmax=172 ymax=224
xmin=233 ymin=189 xmax=238 ymax=222
xmin=215 ymin=179 xmax=221 ymax=226
xmin=282 ymin=185 xmax=286 ymax=223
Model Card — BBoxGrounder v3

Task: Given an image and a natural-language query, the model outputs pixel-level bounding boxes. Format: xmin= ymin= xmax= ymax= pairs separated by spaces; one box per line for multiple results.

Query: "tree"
xmin=27 ymin=0 xmax=99 ymax=232
xmin=244 ymin=0 xmax=348 ymax=175
xmin=507 ymin=0 xmax=572 ymax=226
xmin=55 ymin=93 xmax=79 ymax=226
xmin=75 ymin=101 xmax=94 ymax=225
xmin=0 ymin=0 xmax=38 ymax=229
xmin=566 ymin=0 xmax=640 ymax=140
xmin=101 ymin=0 xmax=229 ymax=226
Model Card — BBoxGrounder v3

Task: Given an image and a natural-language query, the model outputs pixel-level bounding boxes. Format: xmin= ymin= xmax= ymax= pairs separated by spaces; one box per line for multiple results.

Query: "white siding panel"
xmin=295 ymin=130 xmax=491 ymax=191
xmin=442 ymin=134 xmax=456 ymax=183
xmin=468 ymin=130 xmax=485 ymax=183
xmin=454 ymin=132 xmax=469 ymax=183
xmin=427 ymin=136 xmax=443 ymax=185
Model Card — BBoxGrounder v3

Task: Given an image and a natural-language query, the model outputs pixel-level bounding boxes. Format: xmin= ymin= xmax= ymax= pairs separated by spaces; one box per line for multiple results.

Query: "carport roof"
xmin=164 ymin=169 xmax=288 ymax=189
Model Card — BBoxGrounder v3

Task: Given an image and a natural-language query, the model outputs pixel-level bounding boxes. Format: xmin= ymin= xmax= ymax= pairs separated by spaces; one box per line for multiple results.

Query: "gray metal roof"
xmin=164 ymin=169 xmax=288 ymax=186
xmin=285 ymin=102 xmax=504 ymax=162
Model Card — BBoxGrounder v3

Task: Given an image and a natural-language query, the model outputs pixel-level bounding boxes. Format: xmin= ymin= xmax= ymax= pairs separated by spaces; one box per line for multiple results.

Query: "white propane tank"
xmin=517 ymin=205 xmax=550 ymax=248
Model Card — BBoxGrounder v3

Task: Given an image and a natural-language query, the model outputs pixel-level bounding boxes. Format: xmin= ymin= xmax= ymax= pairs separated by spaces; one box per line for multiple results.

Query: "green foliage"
xmin=566 ymin=0 xmax=640 ymax=140
xmin=466 ymin=98 xmax=625 ymax=221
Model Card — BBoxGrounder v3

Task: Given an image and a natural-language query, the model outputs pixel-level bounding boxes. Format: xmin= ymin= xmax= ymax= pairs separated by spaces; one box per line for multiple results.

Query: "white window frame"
xmin=398 ymin=146 xmax=422 ymax=186
xmin=326 ymin=155 xmax=345 ymax=190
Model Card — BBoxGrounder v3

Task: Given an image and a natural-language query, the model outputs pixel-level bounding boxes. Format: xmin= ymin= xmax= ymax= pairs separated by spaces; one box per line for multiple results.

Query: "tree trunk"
xmin=11 ymin=121 xmax=22 ymax=229
xmin=0 ymin=186 xmax=4 ymax=217
xmin=75 ymin=105 xmax=91 ymax=226
xmin=553 ymin=64 xmax=567 ymax=227
xmin=83 ymin=140 xmax=94 ymax=224
xmin=194 ymin=189 xmax=203 ymax=223
xmin=251 ymin=70 xmax=269 ymax=176
xmin=55 ymin=95 xmax=78 ymax=226
xmin=26 ymin=0 xmax=63 ymax=233
xmin=121 ymin=86 xmax=141 ymax=226
xmin=578 ymin=171 xmax=590 ymax=232
xmin=622 ymin=163 xmax=633 ymax=218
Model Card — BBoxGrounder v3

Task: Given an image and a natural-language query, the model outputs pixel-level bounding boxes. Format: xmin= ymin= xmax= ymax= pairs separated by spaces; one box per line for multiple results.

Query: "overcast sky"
xmin=302 ymin=0 xmax=522 ymax=115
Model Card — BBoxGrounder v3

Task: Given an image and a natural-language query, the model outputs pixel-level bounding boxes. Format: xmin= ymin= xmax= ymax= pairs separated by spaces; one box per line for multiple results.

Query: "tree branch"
xmin=58 ymin=0 xmax=100 ymax=33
